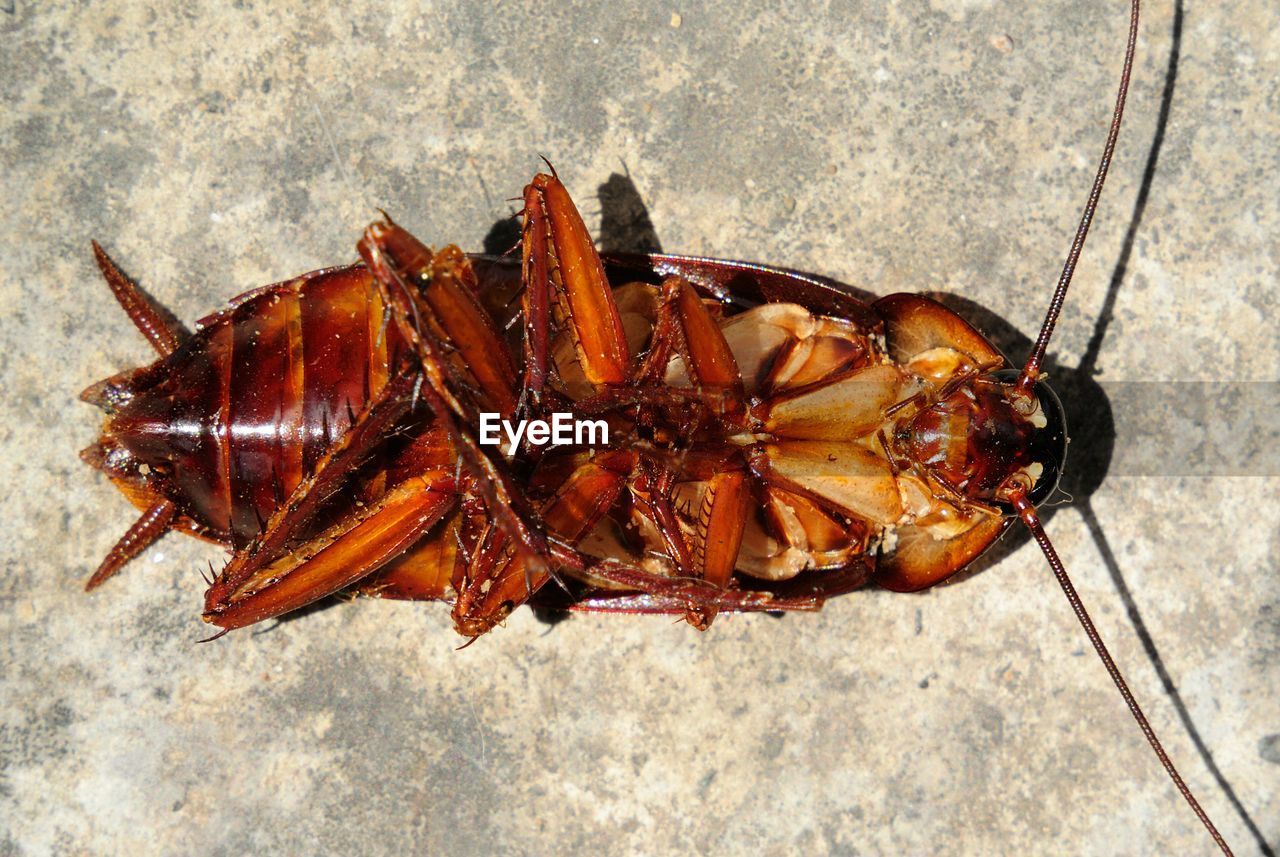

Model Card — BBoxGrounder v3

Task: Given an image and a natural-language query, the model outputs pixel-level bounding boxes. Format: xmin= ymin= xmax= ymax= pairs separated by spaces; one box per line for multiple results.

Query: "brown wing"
xmin=875 ymin=517 xmax=1012 ymax=592
xmin=874 ymin=292 xmax=1005 ymax=367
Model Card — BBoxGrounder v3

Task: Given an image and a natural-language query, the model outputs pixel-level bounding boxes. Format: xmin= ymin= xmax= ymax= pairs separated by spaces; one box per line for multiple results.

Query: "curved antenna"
xmin=1008 ymin=490 xmax=1233 ymax=855
xmin=1015 ymin=0 xmax=1141 ymax=398
xmin=1008 ymin=8 xmax=1233 ymax=849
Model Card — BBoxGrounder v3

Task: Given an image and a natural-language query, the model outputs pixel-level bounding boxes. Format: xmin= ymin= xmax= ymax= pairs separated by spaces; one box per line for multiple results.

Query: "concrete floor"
xmin=2 ymin=1 xmax=1277 ymax=854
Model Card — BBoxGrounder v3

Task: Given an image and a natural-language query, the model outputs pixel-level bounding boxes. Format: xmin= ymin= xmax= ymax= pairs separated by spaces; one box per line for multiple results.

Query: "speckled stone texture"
xmin=2 ymin=2 xmax=1277 ymax=855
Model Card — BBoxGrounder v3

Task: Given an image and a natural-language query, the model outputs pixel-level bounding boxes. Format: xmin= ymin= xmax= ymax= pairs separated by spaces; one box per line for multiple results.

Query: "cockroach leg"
xmin=85 ymin=498 xmax=177 ymax=590
xmin=359 ymin=225 xmax=468 ymax=419
xmin=633 ymin=278 xmax=685 ymax=384
xmin=628 ymin=459 xmax=751 ymax=630
xmin=521 ymin=172 xmax=631 ymax=389
xmin=685 ymin=469 xmax=751 ymax=629
xmin=633 ymin=276 xmax=746 ymax=433
xmin=452 ymin=450 xmax=633 ymax=637
xmin=531 ymin=544 xmax=874 ymax=617
xmin=211 ymin=360 xmax=448 ymax=626
xmin=91 ymin=240 xmax=185 ymax=358
xmin=552 ymin=553 xmax=822 ymax=616
xmin=204 ymin=470 xmax=459 ymax=631
xmin=628 ymin=460 xmax=695 ymax=573
xmin=359 ymin=221 xmax=553 ymax=580
xmin=667 ymin=278 xmax=743 ymax=394
xmin=518 ymin=177 xmax=553 ymax=413
xmin=203 ymin=366 xmax=426 ymax=626
xmin=360 ymin=221 xmax=520 ymax=417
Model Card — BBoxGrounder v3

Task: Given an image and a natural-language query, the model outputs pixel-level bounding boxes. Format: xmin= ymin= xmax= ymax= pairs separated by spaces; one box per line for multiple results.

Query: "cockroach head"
xmin=983 ymin=368 xmax=1068 ymax=510
xmin=896 ymin=368 xmax=1067 ymax=512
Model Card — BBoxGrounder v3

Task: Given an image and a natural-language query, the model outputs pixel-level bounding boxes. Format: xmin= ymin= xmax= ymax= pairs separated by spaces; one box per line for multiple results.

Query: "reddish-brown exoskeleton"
xmin=78 ymin=1 xmax=1235 ymax=852
xmin=81 ymin=183 xmax=1059 ymax=637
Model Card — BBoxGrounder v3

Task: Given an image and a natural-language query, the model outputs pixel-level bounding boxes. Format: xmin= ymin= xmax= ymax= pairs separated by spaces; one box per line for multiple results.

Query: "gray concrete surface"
xmin=2 ymin=1 xmax=1277 ymax=854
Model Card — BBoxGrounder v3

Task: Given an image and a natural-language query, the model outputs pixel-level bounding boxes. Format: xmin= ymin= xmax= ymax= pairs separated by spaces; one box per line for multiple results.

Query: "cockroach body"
xmin=78 ymin=1 xmax=1238 ymax=852
xmin=82 ymin=223 xmax=1065 ymax=634
xmin=82 ymin=262 xmax=410 ymax=554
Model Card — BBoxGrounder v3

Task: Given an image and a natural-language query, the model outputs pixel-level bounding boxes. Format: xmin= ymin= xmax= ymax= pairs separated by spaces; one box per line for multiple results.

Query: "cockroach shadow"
xmin=248 ymin=597 xmax=342 ymax=636
xmin=482 ymin=211 xmax=523 ymax=257
xmin=964 ymin=7 xmax=1267 ymax=852
xmin=482 ymin=166 xmax=666 ymax=257
xmin=595 ymin=169 xmax=665 ymax=256
xmin=479 ymin=166 xmax=665 ymax=258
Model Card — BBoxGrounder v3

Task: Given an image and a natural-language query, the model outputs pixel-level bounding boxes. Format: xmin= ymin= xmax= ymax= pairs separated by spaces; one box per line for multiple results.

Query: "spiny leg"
xmin=227 ymin=365 xmax=421 ymax=573
xmin=638 ymin=277 xmax=751 ymax=627
xmin=654 ymin=276 xmax=743 ymax=394
xmin=358 ymin=220 xmax=551 ymax=576
xmin=452 ymin=450 xmax=635 ymax=638
xmin=520 ymin=171 xmax=632 ymax=402
xmin=204 ymin=469 xmax=458 ymax=631
xmin=628 ymin=458 xmax=752 ymax=630
xmin=551 ymin=561 xmax=873 ymax=617
xmin=203 ymin=365 xmax=428 ymax=628
xmin=686 ymin=469 xmax=751 ymax=628
xmin=530 ymin=511 xmax=874 ymax=615
xmin=541 ymin=549 xmax=838 ymax=617
xmin=518 ymin=178 xmax=553 ymax=413
xmin=359 ymin=222 xmax=520 ymax=417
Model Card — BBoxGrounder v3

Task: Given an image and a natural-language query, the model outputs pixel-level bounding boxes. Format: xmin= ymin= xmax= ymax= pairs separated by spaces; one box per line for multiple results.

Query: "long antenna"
xmin=1009 ymin=3 xmax=1233 ymax=850
xmin=1008 ymin=490 xmax=1233 ymax=855
xmin=1015 ymin=0 xmax=1141 ymax=398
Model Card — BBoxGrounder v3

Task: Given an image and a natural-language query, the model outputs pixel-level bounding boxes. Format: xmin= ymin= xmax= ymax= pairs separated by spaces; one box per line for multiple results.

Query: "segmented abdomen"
xmin=109 ymin=265 xmax=405 ymax=545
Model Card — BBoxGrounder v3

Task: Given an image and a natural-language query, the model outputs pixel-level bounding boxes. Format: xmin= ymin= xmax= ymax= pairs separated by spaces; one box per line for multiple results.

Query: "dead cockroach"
xmin=78 ymin=0 xmax=1236 ymax=852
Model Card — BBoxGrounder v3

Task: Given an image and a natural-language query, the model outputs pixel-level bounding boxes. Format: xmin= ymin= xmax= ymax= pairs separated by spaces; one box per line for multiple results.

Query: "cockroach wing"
xmin=874 ymin=293 xmax=1005 ymax=370
xmin=875 ymin=516 xmax=1011 ymax=592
